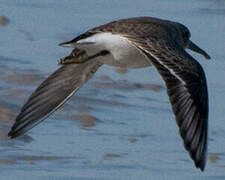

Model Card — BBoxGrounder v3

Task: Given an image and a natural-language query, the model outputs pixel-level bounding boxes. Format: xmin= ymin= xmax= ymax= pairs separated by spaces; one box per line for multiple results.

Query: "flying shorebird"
xmin=8 ymin=17 xmax=211 ymax=171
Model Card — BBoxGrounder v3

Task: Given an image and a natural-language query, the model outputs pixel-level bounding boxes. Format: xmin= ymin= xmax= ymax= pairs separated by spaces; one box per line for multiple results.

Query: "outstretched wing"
xmin=126 ymin=35 xmax=208 ymax=171
xmin=8 ymin=60 xmax=103 ymax=138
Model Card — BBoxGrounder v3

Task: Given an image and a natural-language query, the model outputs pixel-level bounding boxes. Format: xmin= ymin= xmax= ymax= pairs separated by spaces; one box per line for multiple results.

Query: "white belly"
xmin=75 ymin=32 xmax=152 ymax=69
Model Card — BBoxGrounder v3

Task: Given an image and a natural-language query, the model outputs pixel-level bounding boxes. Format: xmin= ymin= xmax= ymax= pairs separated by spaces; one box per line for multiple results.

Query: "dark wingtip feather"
xmin=7 ymin=131 xmax=14 ymax=138
xmin=8 ymin=126 xmax=21 ymax=138
xmin=194 ymin=156 xmax=206 ymax=171
xmin=8 ymin=120 xmax=33 ymax=138
xmin=8 ymin=131 xmax=19 ymax=139
xmin=198 ymin=162 xmax=205 ymax=172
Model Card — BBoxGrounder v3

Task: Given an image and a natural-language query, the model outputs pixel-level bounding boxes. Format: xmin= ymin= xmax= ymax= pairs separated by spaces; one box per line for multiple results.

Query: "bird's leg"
xmin=59 ymin=48 xmax=110 ymax=65
xmin=58 ymin=48 xmax=89 ymax=65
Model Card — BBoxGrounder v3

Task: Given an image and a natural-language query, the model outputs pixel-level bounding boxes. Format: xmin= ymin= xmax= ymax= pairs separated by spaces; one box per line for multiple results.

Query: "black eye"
xmin=185 ymin=31 xmax=190 ymax=39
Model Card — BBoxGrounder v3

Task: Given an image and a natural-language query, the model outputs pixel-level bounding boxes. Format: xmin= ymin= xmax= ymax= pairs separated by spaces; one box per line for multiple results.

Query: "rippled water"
xmin=0 ymin=0 xmax=225 ymax=179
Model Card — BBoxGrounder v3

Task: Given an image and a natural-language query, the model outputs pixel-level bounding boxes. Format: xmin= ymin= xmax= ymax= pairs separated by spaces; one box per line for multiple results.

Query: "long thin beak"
xmin=187 ymin=41 xmax=211 ymax=60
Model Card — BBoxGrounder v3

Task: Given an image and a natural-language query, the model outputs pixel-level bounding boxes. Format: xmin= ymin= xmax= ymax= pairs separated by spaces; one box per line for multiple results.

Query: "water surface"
xmin=0 ymin=0 xmax=225 ymax=179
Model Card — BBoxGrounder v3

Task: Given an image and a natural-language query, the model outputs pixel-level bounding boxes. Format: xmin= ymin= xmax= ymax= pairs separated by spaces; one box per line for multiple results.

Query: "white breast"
xmin=76 ymin=32 xmax=152 ymax=68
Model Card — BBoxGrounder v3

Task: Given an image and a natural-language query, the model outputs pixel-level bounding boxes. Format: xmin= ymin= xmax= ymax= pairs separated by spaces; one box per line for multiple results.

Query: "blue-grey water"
xmin=0 ymin=0 xmax=225 ymax=179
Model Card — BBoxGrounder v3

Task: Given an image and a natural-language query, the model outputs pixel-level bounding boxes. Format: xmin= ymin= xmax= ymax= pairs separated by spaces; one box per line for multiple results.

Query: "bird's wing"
xmin=125 ymin=35 xmax=208 ymax=171
xmin=8 ymin=60 xmax=103 ymax=138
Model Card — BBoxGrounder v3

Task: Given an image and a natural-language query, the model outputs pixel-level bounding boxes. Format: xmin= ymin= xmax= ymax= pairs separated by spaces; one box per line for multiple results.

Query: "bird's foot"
xmin=58 ymin=48 xmax=88 ymax=65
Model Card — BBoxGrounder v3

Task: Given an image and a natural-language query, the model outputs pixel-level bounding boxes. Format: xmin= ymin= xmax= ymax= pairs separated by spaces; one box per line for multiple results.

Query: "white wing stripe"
xmin=125 ymin=37 xmax=187 ymax=85
xmin=142 ymin=48 xmax=186 ymax=85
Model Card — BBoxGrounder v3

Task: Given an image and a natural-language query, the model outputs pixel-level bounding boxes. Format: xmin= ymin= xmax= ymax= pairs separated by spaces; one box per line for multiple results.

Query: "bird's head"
xmin=176 ymin=23 xmax=211 ymax=60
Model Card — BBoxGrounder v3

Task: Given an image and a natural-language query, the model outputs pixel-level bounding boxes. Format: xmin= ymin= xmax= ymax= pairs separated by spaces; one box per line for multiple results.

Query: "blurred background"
xmin=0 ymin=0 xmax=224 ymax=179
